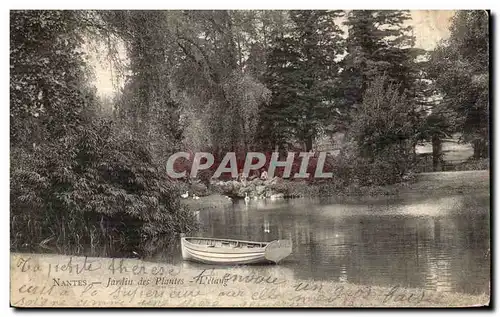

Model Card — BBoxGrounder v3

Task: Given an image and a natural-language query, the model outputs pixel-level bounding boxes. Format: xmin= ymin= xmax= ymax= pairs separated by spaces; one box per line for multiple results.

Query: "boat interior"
xmin=185 ymin=238 xmax=267 ymax=249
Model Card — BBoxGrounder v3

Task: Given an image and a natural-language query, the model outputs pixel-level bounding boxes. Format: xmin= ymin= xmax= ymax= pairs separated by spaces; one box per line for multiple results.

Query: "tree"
xmin=262 ymin=10 xmax=345 ymax=152
xmin=10 ymin=10 xmax=197 ymax=251
xmin=419 ymin=110 xmax=456 ymax=171
xmin=428 ymin=10 xmax=489 ymax=159
xmin=348 ymin=75 xmax=416 ymax=184
xmin=340 ymin=11 xmax=425 ymax=124
xmin=245 ymin=11 xmax=290 ymax=80
xmin=10 ymin=10 xmax=97 ymax=147
xmin=97 ymin=10 xmax=183 ymax=162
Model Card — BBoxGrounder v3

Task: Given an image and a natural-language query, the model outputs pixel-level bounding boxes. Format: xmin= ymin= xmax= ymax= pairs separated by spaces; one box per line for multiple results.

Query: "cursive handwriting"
xmin=47 ymin=256 xmax=102 ymax=278
xmin=16 ymin=257 xmax=42 ymax=273
xmin=382 ymin=285 xmax=445 ymax=305
xmin=107 ymin=258 xmax=180 ymax=276
xmin=221 ymin=272 xmax=287 ymax=285
xmin=12 ymin=255 xmax=463 ymax=308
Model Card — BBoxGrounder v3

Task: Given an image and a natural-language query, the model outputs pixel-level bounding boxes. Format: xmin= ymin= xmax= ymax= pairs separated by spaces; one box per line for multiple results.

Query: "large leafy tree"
xmin=174 ymin=10 xmax=272 ymax=155
xmin=10 ymin=10 xmax=97 ymax=147
xmin=96 ymin=10 xmax=184 ymax=162
xmin=10 ymin=10 xmax=196 ymax=251
xmin=428 ymin=10 xmax=489 ymax=159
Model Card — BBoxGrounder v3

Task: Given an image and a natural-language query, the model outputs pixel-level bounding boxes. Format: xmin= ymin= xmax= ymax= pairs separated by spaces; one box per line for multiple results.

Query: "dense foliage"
xmin=428 ymin=10 xmax=489 ymax=159
xmin=341 ymin=10 xmax=420 ymax=109
xmin=11 ymin=120 xmax=198 ymax=249
xmin=10 ymin=11 xmax=196 ymax=252
xmin=347 ymin=76 xmax=416 ymax=185
xmin=10 ymin=10 xmax=93 ymax=146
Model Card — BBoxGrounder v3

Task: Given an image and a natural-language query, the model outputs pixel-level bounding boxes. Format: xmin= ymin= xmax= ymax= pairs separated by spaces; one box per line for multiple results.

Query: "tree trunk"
xmin=432 ymin=134 xmax=442 ymax=172
xmin=411 ymin=141 xmax=418 ymax=164
xmin=277 ymin=143 xmax=287 ymax=160
xmin=472 ymin=139 xmax=488 ymax=159
xmin=305 ymin=135 xmax=313 ymax=152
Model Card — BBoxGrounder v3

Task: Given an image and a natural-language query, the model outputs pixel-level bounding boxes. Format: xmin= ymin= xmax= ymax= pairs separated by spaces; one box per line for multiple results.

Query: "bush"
xmin=344 ymin=76 xmax=417 ymax=185
xmin=10 ymin=119 xmax=198 ymax=251
xmin=449 ymin=158 xmax=490 ymax=171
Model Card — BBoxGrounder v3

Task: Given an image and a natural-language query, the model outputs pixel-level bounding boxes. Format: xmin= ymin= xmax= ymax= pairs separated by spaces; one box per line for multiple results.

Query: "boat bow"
xmin=264 ymin=240 xmax=293 ymax=264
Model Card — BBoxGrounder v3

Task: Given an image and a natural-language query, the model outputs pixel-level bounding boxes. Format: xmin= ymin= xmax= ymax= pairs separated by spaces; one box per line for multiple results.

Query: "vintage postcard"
xmin=10 ymin=9 xmax=490 ymax=308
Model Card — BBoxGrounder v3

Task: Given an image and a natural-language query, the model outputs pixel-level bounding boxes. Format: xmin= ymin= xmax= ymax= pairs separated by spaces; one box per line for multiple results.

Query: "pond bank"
xmin=182 ymin=170 xmax=490 ymax=210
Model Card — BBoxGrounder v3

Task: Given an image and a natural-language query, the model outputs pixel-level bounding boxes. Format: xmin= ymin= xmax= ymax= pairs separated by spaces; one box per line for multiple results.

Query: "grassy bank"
xmin=313 ymin=170 xmax=491 ymax=197
xmin=285 ymin=170 xmax=489 ymax=197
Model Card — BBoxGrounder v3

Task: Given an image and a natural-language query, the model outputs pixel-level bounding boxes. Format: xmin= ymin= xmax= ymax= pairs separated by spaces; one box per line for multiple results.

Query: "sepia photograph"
xmin=9 ymin=8 xmax=490 ymax=308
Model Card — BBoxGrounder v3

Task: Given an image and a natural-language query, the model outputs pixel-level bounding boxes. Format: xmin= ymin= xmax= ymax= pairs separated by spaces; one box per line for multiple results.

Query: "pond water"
xmin=165 ymin=192 xmax=490 ymax=296
xmin=17 ymin=191 xmax=490 ymax=297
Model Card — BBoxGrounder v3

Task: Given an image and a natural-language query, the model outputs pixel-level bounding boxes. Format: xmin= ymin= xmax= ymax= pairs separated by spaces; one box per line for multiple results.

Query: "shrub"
xmin=345 ymin=76 xmax=417 ymax=185
xmin=10 ymin=119 xmax=198 ymax=251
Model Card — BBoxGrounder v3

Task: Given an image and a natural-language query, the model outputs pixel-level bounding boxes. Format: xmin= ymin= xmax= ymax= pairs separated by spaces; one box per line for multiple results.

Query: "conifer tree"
xmin=341 ymin=10 xmax=424 ymax=115
xmin=262 ymin=10 xmax=345 ymax=151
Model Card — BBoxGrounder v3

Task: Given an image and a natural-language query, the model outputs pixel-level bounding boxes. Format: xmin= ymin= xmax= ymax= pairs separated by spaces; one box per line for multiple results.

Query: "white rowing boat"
xmin=180 ymin=236 xmax=293 ymax=265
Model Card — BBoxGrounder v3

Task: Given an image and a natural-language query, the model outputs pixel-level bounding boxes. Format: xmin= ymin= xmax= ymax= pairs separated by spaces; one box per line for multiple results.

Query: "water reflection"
xmin=191 ymin=193 xmax=490 ymax=295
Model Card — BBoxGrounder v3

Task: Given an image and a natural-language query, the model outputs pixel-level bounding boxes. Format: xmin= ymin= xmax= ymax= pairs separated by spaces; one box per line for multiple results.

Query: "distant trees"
xmin=337 ymin=10 xmax=428 ymax=178
xmin=106 ymin=10 xmax=274 ymax=157
xmin=94 ymin=9 xmax=489 ymax=168
xmin=97 ymin=10 xmax=183 ymax=162
xmin=428 ymin=10 xmax=489 ymax=160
